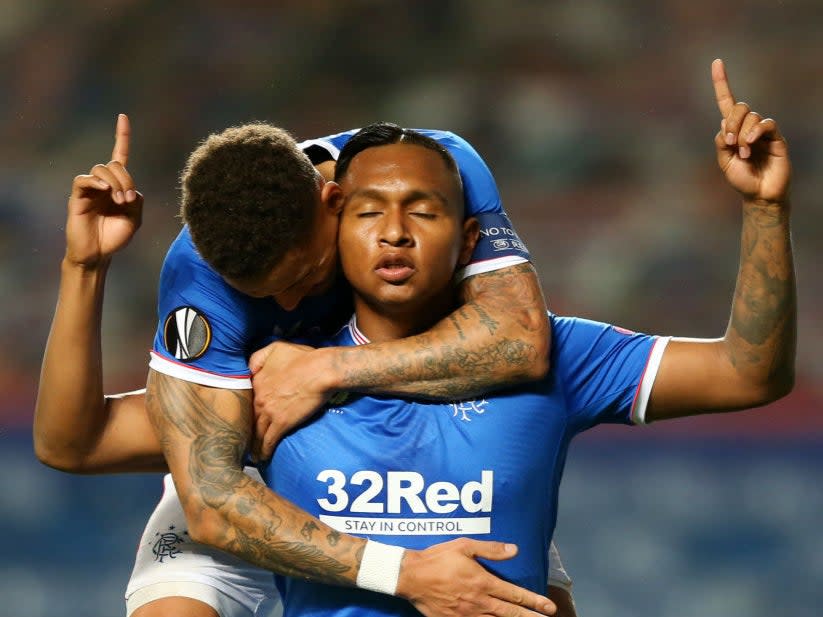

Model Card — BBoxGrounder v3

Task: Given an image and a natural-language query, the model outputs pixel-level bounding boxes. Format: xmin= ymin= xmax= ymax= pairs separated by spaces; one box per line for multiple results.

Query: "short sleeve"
xmin=149 ymin=228 xmax=271 ymax=389
xmin=552 ymin=315 xmax=669 ymax=429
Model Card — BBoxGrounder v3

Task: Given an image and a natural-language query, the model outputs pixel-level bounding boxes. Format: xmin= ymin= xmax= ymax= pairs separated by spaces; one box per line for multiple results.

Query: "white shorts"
xmin=125 ymin=469 xmax=282 ymax=617
xmin=548 ymin=541 xmax=573 ymax=592
xmin=125 ymin=469 xmax=571 ymax=616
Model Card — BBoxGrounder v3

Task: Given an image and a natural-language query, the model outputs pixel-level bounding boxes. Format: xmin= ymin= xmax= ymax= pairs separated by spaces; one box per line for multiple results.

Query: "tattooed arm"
xmin=248 ymin=262 xmax=549 ymax=457
xmin=334 ymin=261 xmax=550 ymax=398
xmin=146 ymin=369 xmax=558 ymax=616
xmin=645 ymin=60 xmax=795 ymax=422
xmin=145 ymin=369 xmax=357 ymax=582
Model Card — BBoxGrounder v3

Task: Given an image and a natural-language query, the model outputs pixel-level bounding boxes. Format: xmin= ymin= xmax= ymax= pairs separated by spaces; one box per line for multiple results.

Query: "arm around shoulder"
xmin=322 ymin=261 xmax=551 ymax=400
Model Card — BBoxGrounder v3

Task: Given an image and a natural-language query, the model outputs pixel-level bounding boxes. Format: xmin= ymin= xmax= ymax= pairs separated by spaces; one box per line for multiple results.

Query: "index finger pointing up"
xmin=111 ymin=113 xmax=130 ymax=166
xmin=712 ymin=59 xmax=737 ymax=118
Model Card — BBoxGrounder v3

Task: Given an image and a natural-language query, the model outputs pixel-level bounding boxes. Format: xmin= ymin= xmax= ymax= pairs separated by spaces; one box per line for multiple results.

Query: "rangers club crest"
xmin=151 ymin=525 xmax=189 ymax=563
xmin=163 ymin=306 xmax=212 ymax=362
xmin=451 ymin=399 xmax=489 ymax=422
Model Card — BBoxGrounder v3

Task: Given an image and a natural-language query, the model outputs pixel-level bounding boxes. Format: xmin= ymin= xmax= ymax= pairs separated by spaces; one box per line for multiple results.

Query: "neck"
xmin=352 ymin=292 xmax=456 ymax=343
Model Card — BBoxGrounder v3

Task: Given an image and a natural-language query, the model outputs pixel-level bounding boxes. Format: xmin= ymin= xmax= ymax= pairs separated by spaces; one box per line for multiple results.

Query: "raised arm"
xmin=646 ymin=59 xmax=795 ymax=422
xmin=33 ymin=114 xmax=164 ymax=473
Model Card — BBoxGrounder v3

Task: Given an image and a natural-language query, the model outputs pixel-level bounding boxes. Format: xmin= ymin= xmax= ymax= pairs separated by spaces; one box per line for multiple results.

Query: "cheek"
xmin=421 ymin=234 xmax=463 ymax=279
xmin=338 ymin=226 xmax=365 ymax=275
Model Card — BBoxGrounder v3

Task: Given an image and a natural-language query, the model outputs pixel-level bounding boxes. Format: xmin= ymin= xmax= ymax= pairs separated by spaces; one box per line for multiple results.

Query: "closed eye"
xmin=410 ymin=212 xmax=437 ymax=220
xmin=357 ymin=211 xmax=383 ymax=218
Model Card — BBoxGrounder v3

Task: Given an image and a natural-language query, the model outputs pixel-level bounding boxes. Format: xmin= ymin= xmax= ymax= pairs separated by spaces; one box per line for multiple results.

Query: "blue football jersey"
xmin=263 ymin=314 xmax=669 ymax=617
xmin=151 ymin=129 xmax=531 ymax=386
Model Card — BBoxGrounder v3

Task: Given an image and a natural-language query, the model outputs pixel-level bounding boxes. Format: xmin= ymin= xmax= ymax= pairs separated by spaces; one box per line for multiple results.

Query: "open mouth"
xmin=375 ymin=254 xmax=415 ymax=284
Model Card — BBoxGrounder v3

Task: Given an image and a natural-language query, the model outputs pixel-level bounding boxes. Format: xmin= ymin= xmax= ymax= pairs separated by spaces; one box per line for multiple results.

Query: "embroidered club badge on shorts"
xmin=163 ymin=307 xmax=211 ymax=362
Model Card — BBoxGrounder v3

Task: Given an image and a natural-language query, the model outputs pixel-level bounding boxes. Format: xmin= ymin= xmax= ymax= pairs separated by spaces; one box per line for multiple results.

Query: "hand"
xmin=65 ymin=114 xmax=143 ymax=268
xmin=712 ymin=59 xmax=791 ymax=205
xmin=249 ymin=340 xmax=335 ymax=460
xmin=397 ymin=539 xmax=557 ymax=617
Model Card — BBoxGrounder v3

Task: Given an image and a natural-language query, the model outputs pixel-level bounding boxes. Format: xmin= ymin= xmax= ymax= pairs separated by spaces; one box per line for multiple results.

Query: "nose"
xmin=379 ymin=209 xmax=412 ymax=246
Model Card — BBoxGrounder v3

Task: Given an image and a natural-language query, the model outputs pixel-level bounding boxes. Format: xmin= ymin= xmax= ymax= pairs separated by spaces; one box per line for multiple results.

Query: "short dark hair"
xmin=180 ymin=123 xmax=319 ymax=281
xmin=335 ymin=123 xmax=462 ymax=191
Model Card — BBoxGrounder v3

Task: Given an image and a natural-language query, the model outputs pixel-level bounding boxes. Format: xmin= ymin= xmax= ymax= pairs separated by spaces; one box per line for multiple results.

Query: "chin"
xmin=370 ymin=288 xmax=419 ymax=309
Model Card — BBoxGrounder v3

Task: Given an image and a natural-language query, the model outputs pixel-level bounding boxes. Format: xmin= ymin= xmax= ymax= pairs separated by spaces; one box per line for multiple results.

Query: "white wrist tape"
xmin=356 ymin=540 xmax=405 ymax=596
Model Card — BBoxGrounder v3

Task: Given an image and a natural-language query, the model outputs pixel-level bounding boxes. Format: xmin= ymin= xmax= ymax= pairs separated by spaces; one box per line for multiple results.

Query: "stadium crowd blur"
xmin=1 ymin=2 xmax=820 ymax=616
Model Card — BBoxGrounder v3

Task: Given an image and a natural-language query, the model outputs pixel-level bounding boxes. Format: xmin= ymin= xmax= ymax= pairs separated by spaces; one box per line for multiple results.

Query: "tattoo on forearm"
xmin=227 ymin=527 xmax=351 ymax=583
xmin=448 ymin=314 xmax=466 ymax=341
xmin=147 ymin=371 xmax=358 ymax=585
xmin=728 ymin=205 xmax=795 ymax=377
xmin=339 ymin=334 xmax=538 ymax=399
xmin=301 ymin=521 xmax=320 ymax=542
xmin=336 ymin=263 xmax=548 ymax=399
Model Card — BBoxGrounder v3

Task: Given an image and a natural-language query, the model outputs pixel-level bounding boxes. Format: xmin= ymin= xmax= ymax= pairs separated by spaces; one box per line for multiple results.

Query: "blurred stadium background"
xmin=1 ymin=1 xmax=821 ymax=616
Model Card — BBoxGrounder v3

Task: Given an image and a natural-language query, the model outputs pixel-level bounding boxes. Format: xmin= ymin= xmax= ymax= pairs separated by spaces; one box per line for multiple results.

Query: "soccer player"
xmin=259 ymin=59 xmax=795 ymax=616
xmin=35 ymin=117 xmax=566 ymax=616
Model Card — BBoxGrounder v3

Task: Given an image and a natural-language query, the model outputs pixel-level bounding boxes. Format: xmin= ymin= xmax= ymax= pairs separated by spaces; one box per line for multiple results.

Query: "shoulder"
xmin=157 ymin=226 xmax=258 ymax=321
xmin=549 ymin=313 xmax=654 ymax=362
xmin=160 ymin=227 xmax=227 ymax=289
xmin=162 ymin=226 xmax=208 ymax=272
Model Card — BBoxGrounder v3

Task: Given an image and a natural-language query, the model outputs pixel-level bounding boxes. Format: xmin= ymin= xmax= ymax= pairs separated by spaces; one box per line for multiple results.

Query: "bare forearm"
xmin=724 ymin=200 xmax=796 ymax=395
xmin=34 ymin=259 xmax=109 ymax=468
xmin=147 ymin=370 xmax=365 ymax=585
xmin=330 ymin=264 xmax=550 ymax=399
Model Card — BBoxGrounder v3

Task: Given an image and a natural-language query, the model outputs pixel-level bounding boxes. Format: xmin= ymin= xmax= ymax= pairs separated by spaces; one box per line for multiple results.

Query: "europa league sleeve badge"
xmin=162 ymin=306 xmax=212 ymax=362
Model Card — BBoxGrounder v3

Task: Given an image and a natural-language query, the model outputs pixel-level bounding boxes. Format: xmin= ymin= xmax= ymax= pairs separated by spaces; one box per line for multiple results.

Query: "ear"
xmin=458 ymin=217 xmax=480 ymax=267
xmin=315 ymin=160 xmax=336 ymax=182
xmin=321 ymin=181 xmax=345 ymax=215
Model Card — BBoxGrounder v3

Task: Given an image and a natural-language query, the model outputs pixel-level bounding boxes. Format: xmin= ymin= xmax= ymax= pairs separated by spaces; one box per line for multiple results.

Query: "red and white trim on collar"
xmin=346 ymin=315 xmax=370 ymax=345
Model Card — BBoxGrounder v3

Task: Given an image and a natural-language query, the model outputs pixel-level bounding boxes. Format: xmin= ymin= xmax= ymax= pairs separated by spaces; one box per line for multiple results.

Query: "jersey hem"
xmin=125 ymin=579 xmax=264 ymax=617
